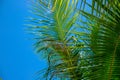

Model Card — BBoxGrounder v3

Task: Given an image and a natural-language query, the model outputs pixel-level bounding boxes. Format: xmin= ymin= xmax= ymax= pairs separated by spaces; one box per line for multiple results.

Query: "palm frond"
xmin=28 ymin=0 xmax=120 ymax=80
xmin=80 ymin=0 xmax=120 ymax=79
xmin=28 ymin=0 xmax=89 ymax=80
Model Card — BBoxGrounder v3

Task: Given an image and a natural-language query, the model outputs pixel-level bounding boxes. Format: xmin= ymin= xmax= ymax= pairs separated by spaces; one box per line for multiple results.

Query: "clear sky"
xmin=0 ymin=0 xmax=46 ymax=80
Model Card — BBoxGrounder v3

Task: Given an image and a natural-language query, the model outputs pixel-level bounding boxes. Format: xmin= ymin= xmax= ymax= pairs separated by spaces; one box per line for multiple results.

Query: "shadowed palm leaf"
xmin=80 ymin=0 xmax=120 ymax=80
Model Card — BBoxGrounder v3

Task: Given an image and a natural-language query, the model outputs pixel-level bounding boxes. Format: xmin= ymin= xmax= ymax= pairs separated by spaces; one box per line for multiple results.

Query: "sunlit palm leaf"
xmin=28 ymin=0 xmax=88 ymax=80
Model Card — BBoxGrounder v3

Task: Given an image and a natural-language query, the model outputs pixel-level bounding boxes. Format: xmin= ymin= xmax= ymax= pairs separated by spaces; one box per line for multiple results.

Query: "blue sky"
xmin=0 ymin=0 xmax=46 ymax=80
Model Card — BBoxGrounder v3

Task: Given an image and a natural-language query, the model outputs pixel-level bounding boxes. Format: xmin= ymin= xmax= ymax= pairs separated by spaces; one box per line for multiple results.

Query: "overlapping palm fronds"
xmin=28 ymin=0 xmax=120 ymax=80
xmin=80 ymin=0 xmax=120 ymax=79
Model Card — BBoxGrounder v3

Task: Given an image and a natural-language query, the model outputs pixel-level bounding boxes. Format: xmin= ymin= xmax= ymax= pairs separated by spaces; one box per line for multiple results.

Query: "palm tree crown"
xmin=28 ymin=0 xmax=120 ymax=80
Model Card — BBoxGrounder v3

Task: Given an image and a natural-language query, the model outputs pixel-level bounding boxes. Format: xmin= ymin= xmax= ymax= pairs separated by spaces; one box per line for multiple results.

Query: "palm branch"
xmin=80 ymin=0 xmax=120 ymax=79
xmin=27 ymin=0 xmax=120 ymax=80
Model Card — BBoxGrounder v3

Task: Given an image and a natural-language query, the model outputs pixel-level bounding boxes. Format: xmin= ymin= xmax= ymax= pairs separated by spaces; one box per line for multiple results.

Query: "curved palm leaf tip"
xmin=28 ymin=0 xmax=120 ymax=80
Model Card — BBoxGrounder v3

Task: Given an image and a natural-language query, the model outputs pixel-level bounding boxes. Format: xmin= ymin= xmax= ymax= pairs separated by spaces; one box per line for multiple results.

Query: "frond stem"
xmin=108 ymin=35 xmax=120 ymax=80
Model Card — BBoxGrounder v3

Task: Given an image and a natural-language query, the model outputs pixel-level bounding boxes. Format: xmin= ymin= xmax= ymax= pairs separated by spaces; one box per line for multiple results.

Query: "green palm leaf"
xmin=80 ymin=0 xmax=120 ymax=79
xmin=28 ymin=0 xmax=88 ymax=80
xmin=28 ymin=0 xmax=120 ymax=80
